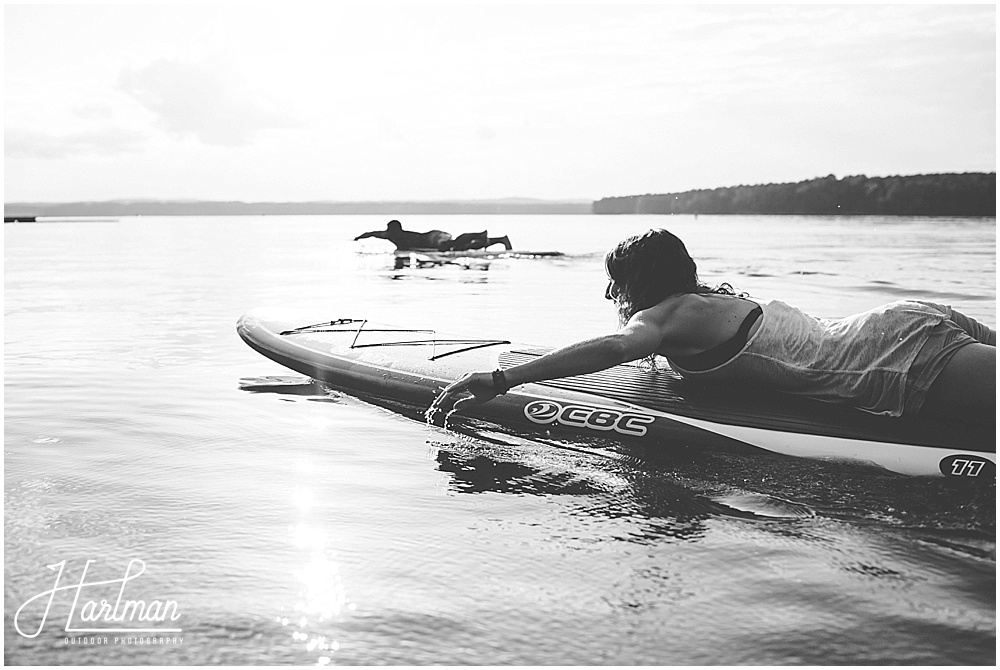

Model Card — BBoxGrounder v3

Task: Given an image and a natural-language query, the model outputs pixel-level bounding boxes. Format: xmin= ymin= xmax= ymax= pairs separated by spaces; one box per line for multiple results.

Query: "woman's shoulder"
xmin=641 ymin=292 xmax=699 ymax=317
xmin=658 ymin=290 xmax=744 ymax=312
xmin=637 ymin=291 xmax=737 ymax=329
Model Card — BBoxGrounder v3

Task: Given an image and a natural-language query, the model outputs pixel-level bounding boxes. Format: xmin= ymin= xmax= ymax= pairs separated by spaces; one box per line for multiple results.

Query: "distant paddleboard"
xmin=391 ymin=249 xmax=564 ymax=259
xmin=237 ymin=309 xmax=995 ymax=481
xmin=390 ymin=249 xmax=563 ymax=269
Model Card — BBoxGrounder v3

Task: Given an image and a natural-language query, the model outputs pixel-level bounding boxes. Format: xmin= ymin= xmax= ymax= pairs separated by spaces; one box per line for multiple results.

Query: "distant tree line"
xmin=593 ymin=173 xmax=996 ymax=216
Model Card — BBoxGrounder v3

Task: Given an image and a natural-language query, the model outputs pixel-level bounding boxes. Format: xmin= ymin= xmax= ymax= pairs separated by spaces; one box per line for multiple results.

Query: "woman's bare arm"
xmin=505 ymin=313 xmax=666 ymax=386
xmin=428 ymin=310 xmax=669 ymax=419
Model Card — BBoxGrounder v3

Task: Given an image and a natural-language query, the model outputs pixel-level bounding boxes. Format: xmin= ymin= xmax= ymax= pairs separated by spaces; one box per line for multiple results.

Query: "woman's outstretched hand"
xmin=425 ymin=371 xmax=501 ymax=425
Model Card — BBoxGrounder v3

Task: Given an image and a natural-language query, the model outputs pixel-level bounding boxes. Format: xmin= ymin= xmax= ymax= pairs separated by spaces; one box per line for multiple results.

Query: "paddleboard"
xmin=391 ymin=249 xmax=563 ymax=269
xmin=237 ymin=309 xmax=995 ymax=480
xmin=392 ymin=252 xmax=491 ymax=270
xmin=392 ymin=248 xmax=564 ymax=259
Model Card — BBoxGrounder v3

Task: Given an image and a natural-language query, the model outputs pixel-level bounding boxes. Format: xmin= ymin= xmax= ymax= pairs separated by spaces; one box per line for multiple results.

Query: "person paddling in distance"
xmin=428 ymin=229 xmax=995 ymax=426
xmin=355 ymin=219 xmax=513 ymax=252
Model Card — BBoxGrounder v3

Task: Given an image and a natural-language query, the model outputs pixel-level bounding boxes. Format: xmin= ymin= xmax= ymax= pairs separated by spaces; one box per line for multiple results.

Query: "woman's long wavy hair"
xmin=605 ymin=229 xmax=743 ymax=326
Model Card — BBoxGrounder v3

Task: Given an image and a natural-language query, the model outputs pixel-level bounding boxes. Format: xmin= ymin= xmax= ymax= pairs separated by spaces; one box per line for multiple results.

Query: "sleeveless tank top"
xmin=667 ymin=299 xmax=952 ymax=416
xmin=670 ymin=304 xmax=763 ymax=371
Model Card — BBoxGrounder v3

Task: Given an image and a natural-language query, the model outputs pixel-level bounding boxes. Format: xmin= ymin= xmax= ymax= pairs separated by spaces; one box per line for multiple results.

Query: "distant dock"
xmin=5 ymin=216 xmax=36 ymax=222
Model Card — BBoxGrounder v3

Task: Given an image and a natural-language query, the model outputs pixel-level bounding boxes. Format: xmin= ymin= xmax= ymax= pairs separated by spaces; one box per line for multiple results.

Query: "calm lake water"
xmin=4 ymin=214 xmax=996 ymax=665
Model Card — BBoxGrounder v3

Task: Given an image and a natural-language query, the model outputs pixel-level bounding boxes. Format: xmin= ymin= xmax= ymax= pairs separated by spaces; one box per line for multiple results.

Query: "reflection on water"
xmin=434 ymin=445 xmax=716 ymax=543
xmin=242 ymin=376 xmax=995 ymax=553
xmin=281 ymin=465 xmax=351 ymax=666
xmin=436 ymin=451 xmax=604 ymax=496
xmin=239 ymin=376 xmax=333 ymax=397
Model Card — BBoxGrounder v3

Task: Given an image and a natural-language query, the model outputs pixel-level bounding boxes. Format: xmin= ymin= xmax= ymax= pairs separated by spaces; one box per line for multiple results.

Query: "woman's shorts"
xmin=903 ymin=302 xmax=994 ymax=415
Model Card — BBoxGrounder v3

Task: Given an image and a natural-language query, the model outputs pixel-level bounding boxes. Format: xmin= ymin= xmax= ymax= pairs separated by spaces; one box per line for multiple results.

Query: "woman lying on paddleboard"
xmin=430 ymin=229 xmax=995 ymax=426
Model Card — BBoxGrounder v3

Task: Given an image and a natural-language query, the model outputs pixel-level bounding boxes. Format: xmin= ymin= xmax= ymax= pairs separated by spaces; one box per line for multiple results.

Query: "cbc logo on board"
xmin=524 ymin=400 xmax=655 ymax=437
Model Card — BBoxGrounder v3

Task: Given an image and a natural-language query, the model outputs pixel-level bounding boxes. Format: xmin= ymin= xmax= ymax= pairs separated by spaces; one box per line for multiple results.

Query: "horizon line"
xmin=7 ymin=170 xmax=995 ymax=207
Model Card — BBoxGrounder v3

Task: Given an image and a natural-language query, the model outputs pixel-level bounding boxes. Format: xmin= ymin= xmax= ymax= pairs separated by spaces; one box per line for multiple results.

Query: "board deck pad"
xmin=238 ymin=310 xmax=995 ymax=480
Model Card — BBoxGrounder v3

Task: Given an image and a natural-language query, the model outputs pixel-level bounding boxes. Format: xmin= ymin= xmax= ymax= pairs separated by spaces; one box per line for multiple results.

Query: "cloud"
xmin=5 ymin=127 xmax=149 ymax=159
xmin=119 ymin=58 xmax=298 ymax=147
xmin=73 ymin=103 xmax=116 ymax=121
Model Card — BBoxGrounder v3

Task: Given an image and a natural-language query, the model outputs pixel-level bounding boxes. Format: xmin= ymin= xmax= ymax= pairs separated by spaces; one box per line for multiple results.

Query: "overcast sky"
xmin=4 ymin=3 xmax=996 ymax=203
